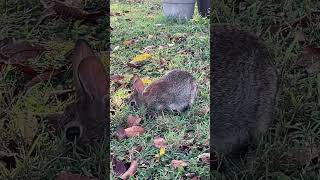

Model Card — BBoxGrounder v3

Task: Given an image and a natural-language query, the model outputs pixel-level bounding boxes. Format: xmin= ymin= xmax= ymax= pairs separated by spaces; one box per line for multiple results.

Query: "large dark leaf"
xmin=25 ymin=68 xmax=64 ymax=87
xmin=0 ymin=39 xmax=45 ymax=64
xmin=40 ymin=0 xmax=104 ymax=24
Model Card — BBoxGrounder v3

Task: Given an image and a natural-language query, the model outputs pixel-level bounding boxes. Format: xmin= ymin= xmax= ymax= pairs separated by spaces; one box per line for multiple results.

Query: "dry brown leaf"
xmin=112 ymin=156 xmax=129 ymax=177
xmin=171 ymin=160 xmax=188 ymax=169
xmin=289 ymin=143 xmax=320 ymax=166
xmin=124 ymin=126 xmax=144 ymax=137
xmin=55 ymin=171 xmax=99 ymax=180
xmin=111 ymin=74 xmax=124 ymax=83
xmin=0 ymin=39 xmax=45 ymax=64
xmin=26 ymin=68 xmax=64 ymax=87
xmin=153 ymin=137 xmax=166 ymax=148
xmin=296 ymin=47 xmax=320 ymax=74
xmin=39 ymin=0 xmax=103 ymax=24
xmin=122 ymin=40 xmax=134 ymax=46
xmin=116 ymin=126 xmax=127 ymax=140
xmin=197 ymin=105 xmax=210 ymax=115
xmin=127 ymin=115 xmax=142 ymax=127
xmin=197 ymin=153 xmax=210 ymax=165
xmin=127 ymin=61 xmax=142 ymax=69
xmin=120 ymin=160 xmax=138 ymax=179
xmin=12 ymin=64 xmax=38 ymax=76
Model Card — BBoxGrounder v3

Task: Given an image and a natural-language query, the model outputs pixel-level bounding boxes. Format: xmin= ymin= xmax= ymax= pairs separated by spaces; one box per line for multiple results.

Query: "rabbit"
xmin=51 ymin=39 xmax=108 ymax=143
xmin=127 ymin=69 xmax=197 ymax=113
xmin=211 ymin=24 xmax=278 ymax=156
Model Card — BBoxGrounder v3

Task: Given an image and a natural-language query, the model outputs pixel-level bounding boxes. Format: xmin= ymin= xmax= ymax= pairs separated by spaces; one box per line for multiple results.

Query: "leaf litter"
xmin=112 ymin=155 xmax=138 ymax=180
xmin=39 ymin=0 xmax=104 ymax=25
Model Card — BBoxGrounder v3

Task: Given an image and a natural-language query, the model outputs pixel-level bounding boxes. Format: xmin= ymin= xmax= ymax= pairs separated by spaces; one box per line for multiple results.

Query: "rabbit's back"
xmin=144 ymin=70 xmax=197 ymax=112
xmin=211 ymin=24 xmax=278 ymax=155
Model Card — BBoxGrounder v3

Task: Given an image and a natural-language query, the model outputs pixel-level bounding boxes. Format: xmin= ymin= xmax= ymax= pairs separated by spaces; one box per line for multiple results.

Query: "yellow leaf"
xmin=141 ymin=77 xmax=152 ymax=85
xmin=132 ymin=53 xmax=151 ymax=63
xmin=159 ymin=147 xmax=165 ymax=157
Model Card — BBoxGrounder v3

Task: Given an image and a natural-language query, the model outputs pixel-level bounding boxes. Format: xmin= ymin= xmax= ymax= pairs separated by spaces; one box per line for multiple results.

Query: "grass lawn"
xmin=212 ymin=0 xmax=320 ymax=179
xmin=0 ymin=0 xmax=109 ymax=179
xmin=110 ymin=0 xmax=209 ymax=179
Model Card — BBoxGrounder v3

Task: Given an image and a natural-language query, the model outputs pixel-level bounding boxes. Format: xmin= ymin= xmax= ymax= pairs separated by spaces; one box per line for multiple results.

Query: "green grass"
xmin=0 ymin=0 xmax=109 ymax=179
xmin=212 ymin=0 xmax=320 ymax=179
xmin=110 ymin=0 xmax=209 ymax=179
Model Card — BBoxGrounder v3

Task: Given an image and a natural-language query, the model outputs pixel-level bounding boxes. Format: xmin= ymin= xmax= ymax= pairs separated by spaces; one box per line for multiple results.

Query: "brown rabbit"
xmin=55 ymin=39 xmax=107 ymax=142
xmin=211 ymin=24 xmax=278 ymax=156
xmin=128 ymin=69 xmax=197 ymax=113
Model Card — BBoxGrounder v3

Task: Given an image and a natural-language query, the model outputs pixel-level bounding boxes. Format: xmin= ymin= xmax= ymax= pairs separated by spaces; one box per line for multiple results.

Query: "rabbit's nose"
xmin=66 ymin=126 xmax=81 ymax=141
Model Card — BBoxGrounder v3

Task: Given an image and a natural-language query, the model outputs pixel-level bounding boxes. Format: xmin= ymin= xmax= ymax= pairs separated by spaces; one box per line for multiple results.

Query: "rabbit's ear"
xmin=132 ymin=74 xmax=144 ymax=94
xmin=77 ymin=56 xmax=107 ymax=101
xmin=69 ymin=39 xmax=98 ymax=99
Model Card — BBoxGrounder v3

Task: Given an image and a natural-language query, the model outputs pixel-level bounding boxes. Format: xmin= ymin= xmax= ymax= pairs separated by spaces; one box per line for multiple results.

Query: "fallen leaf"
xmin=124 ymin=126 xmax=144 ymax=137
xmin=39 ymin=0 xmax=103 ymax=24
xmin=131 ymin=53 xmax=151 ymax=63
xmin=120 ymin=160 xmax=138 ymax=179
xmin=153 ymin=137 xmax=166 ymax=148
xmin=196 ymin=105 xmax=210 ymax=115
xmin=141 ymin=77 xmax=152 ymax=85
xmin=127 ymin=61 xmax=142 ymax=69
xmin=296 ymin=47 xmax=320 ymax=74
xmin=116 ymin=126 xmax=127 ymax=140
xmin=266 ymin=11 xmax=320 ymax=36
xmin=112 ymin=156 xmax=129 ymax=177
xmin=142 ymin=45 xmax=156 ymax=53
xmin=197 ymin=153 xmax=210 ymax=165
xmin=0 ymin=40 xmax=45 ymax=64
xmin=159 ymin=147 xmax=165 ymax=157
xmin=111 ymin=74 xmax=125 ymax=83
xmin=122 ymin=40 xmax=134 ymax=46
xmin=289 ymin=143 xmax=320 ymax=166
xmin=55 ymin=171 xmax=99 ymax=180
xmin=158 ymin=45 xmax=166 ymax=49
xmin=127 ymin=115 xmax=142 ymax=127
xmin=171 ymin=160 xmax=188 ymax=169
xmin=178 ymin=49 xmax=194 ymax=56
xmin=12 ymin=64 xmax=38 ymax=76
xmin=26 ymin=68 xmax=64 ymax=87
xmin=181 ymin=173 xmax=200 ymax=180
xmin=170 ymin=33 xmax=187 ymax=43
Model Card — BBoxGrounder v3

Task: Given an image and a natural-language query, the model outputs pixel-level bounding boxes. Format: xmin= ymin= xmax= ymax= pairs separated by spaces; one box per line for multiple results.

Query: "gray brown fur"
xmin=211 ymin=24 xmax=278 ymax=155
xmin=62 ymin=39 xmax=107 ymax=142
xmin=128 ymin=69 xmax=197 ymax=112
